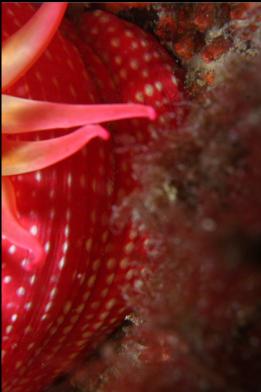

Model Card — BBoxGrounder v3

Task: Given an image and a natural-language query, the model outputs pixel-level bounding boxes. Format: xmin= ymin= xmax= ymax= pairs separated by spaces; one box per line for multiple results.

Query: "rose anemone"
xmin=1 ymin=2 xmax=156 ymax=269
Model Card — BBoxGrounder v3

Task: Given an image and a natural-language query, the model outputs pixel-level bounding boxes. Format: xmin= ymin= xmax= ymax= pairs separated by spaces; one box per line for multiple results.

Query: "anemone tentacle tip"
xmin=148 ymin=106 xmax=157 ymax=121
xmin=100 ymin=128 xmax=111 ymax=141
